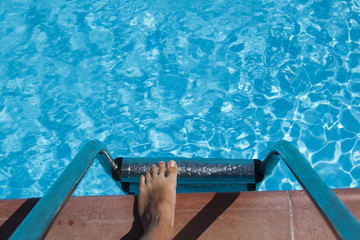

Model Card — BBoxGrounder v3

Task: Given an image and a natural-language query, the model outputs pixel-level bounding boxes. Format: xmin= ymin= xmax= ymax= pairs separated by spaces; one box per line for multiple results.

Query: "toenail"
xmin=169 ymin=160 xmax=176 ymax=167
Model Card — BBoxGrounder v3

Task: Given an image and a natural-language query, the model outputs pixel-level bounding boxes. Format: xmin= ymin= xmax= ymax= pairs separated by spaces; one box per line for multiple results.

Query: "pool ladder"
xmin=10 ymin=140 xmax=360 ymax=240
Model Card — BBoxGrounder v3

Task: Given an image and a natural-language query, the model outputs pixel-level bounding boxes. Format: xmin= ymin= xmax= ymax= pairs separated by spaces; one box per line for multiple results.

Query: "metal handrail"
xmin=260 ymin=140 xmax=360 ymax=240
xmin=9 ymin=140 xmax=360 ymax=239
xmin=10 ymin=140 xmax=117 ymax=240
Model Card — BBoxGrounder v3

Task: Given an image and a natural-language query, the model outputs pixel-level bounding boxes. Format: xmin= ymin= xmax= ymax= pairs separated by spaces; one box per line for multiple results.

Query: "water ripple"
xmin=1 ymin=0 xmax=360 ymax=198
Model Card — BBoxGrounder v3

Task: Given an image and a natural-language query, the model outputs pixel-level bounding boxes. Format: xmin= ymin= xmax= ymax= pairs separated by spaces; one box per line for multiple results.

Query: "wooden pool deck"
xmin=1 ymin=188 xmax=359 ymax=239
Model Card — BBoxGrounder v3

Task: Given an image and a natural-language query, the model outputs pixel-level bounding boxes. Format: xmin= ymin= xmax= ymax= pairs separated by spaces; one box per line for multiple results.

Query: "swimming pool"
xmin=0 ymin=0 xmax=359 ymax=199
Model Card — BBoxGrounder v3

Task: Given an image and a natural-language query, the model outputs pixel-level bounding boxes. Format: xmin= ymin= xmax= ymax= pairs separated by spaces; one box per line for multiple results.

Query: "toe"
xmin=151 ymin=164 xmax=157 ymax=177
xmin=139 ymin=175 xmax=145 ymax=187
xmin=158 ymin=161 xmax=165 ymax=176
xmin=145 ymin=171 xmax=152 ymax=182
xmin=166 ymin=160 xmax=178 ymax=179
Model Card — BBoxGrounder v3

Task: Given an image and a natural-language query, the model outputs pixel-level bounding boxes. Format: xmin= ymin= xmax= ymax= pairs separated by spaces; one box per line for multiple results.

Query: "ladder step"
xmin=125 ymin=182 xmax=250 ymax=194
xmin=118 ymin=157 xmax=261 ymax=194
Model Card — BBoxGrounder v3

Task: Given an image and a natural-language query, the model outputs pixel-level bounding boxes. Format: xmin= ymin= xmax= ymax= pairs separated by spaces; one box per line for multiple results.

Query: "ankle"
xmin=141 ymin=221 xmax=173 ymax=240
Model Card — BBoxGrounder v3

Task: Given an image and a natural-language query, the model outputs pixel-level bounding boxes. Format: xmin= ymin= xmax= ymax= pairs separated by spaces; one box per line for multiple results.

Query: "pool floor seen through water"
xmin=0 ymin=0 xmax=360 ymax=199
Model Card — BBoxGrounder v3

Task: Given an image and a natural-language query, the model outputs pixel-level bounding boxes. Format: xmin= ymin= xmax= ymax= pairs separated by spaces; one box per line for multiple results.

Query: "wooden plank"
xmin=0 ymin=189 xmax=359 ymax=240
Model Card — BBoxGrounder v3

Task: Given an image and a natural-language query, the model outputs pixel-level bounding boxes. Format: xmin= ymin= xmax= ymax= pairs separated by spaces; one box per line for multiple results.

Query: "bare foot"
xmin=138 ymin=160 xmax=178 ymax=240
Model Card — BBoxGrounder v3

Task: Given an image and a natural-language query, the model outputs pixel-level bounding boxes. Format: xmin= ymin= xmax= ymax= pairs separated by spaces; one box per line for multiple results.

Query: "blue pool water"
xmin=1 ymin=0 xmax=360 ymax=199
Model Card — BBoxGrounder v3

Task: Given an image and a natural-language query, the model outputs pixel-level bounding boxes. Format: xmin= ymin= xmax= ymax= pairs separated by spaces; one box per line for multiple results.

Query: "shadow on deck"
xmin=1 ymin=188 xmax=359 ymax=240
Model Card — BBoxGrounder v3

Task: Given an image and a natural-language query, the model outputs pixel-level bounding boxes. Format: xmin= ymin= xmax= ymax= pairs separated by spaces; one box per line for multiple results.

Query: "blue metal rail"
xmin=260 ymin=140 xmax=360 ymax=240
xmin=9 ymin=140 xmax=117 ymax=240
xmin=9 ymin=140 xmax=360 ymax=240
